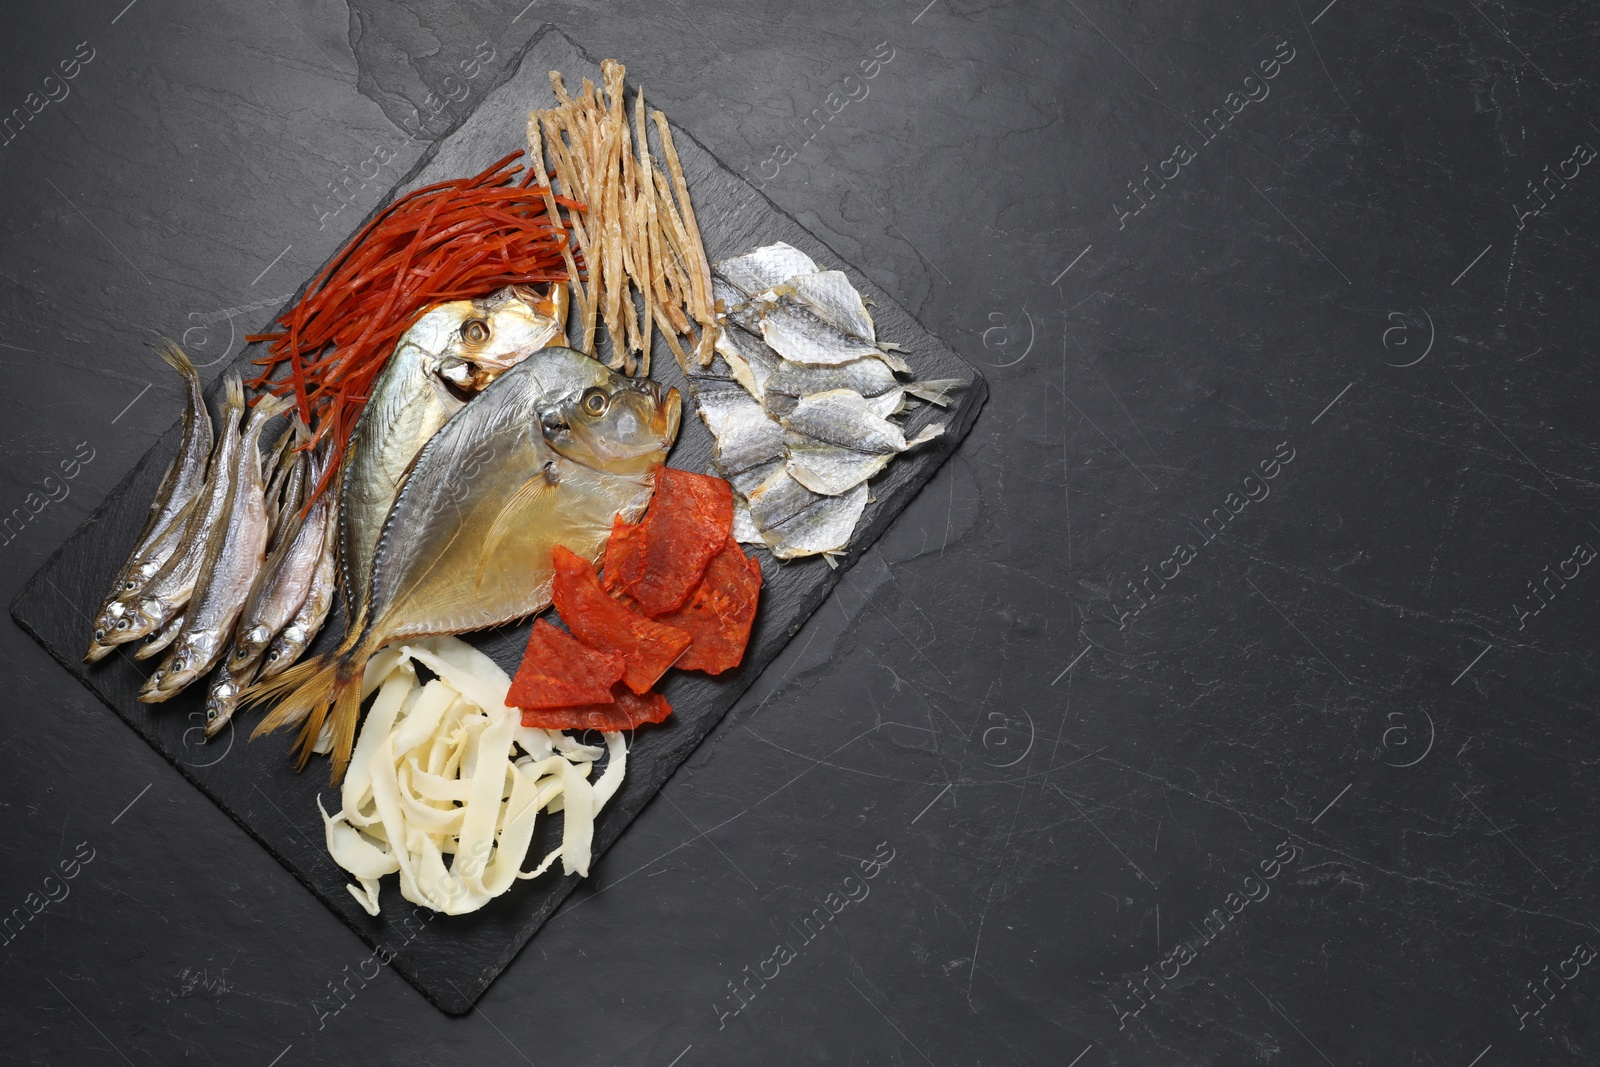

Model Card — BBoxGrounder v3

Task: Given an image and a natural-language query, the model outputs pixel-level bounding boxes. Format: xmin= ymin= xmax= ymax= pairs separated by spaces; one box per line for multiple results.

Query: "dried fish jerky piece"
xmin=520 ymin=683 xmax=672 ymax=731
xmin=656 ymin=536 xmax=763 ymax=674
xmin=507 ymin=619 xmax=626 ymax=710
xmin=628 ymin=467 xmax=734 ymax=618
xmin=600 ymin=513 xmax=647 ymax=595
xmin=552 ymin=544 xmax=691 ymax=694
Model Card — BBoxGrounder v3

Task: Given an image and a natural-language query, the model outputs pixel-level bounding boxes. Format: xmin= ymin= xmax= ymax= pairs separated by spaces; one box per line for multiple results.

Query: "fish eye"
xmin=461 ymin=319 xmax=490 ymax=344
xmin=581 ymin=387 xmax=609 ymax=417
xmin=93 ymin=629 xmax=105 ymax=640
xmin=266 ymin=650 xmax=280 ymax=662
xmin=122 ymin=580 xmax=136 ymax=592
xmin=117 ymin=619 xmax=130 ymax=631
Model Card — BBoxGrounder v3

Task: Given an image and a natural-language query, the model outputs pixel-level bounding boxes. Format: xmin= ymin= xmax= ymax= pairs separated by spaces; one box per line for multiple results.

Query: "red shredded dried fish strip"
xmin=551 ymin=544 xmax=690 ymax=694
xmin=246 ymin=151 xmax=583 ymax=507
xmin=506 ymin=618 xmax=625 ymax=710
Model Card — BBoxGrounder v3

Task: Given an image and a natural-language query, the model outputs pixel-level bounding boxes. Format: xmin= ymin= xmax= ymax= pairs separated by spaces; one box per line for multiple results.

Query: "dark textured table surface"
xmin=2 ymin=1 xmax=1597 ymax=1064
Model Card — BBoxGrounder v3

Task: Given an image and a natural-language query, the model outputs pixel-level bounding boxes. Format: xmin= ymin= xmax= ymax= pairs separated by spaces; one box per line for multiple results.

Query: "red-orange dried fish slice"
xmin=506 ymin=618 xmax=625 ymax=710
xmin=552 ymin=544 xmax=691 ymax=694
xmin=519 ymin=683 xmax=672 ymax=731
xmin=628 ymin=467 xmax=734 ymax=618
xmin=658 ymin=537 xmax=763 ymax=674
xmin=599 ymin=513 xmax=646 ymax=594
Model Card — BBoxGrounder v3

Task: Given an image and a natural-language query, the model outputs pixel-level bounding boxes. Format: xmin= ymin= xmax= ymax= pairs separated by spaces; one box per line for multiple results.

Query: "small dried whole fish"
xmin=251 ymin=347 xmax=679 ymax=782
xmin=340 ymin=285 xmax=568 ymax=627
xmin=261 ymin=422 xmax=302 ymax=532
xmin=696 ymin=243 xmax=968 ymax=559
xmin=204 ymin=446 xmax=333 ymax=735
xmin=751 ymin=293 xmax=883 ymax=367
xmin=134 ymin=611 xmax=184 ymax=661
xmin=118 ymin=373 xmax=250 ymax=645
xmin=716 ymin=242 xmax=819 ymax=297
xmin=141 ymin=388 xmax=293 ymax=701
xmin=693 ymin=388 xmax=785 ymax=491
xmin=256 ymin=506 xmax=337 ymax=684
xmin=777 ymin=270 xmax=876 ymax=343
xmin=86 ymin=340 xmax=214 ymax=662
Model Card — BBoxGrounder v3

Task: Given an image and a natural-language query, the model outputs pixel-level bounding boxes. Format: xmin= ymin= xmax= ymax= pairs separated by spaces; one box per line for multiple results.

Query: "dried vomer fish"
xmin=340 ymin=285 xmax=568 ymax=625
xmin=250 ymin=347 xmax=679 ymax=782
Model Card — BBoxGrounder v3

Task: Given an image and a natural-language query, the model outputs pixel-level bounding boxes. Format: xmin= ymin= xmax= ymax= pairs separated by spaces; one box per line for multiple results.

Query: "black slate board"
xmin=10 ymin=27 xmax=984 ymax=1016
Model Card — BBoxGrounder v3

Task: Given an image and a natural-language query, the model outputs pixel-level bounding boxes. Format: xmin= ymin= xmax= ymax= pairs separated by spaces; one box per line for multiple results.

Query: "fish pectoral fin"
xmin=474 ymin=471 xmax=558 ymax=588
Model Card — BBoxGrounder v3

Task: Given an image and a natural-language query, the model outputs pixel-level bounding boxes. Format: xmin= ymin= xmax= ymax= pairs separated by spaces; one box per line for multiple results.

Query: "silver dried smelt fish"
xmin=119 ymin=372 xmax=249 ymax=645
xmin=205 ymin=445 xmax=333 ymax=736
xmin=141 ymin=386 xmax=293 ymax=701
xmin=86 ymin=340 xmax=214 ymax=662
xmin=134 ymin=611 xmax=184 ymax=661
xmin=256 ymin=501 xmax=338 ymax=685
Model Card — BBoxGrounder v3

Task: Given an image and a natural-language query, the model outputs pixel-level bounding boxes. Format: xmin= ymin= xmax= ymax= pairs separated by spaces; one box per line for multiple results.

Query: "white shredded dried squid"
xmin=319 ymin=635 xmax=627 ymax=916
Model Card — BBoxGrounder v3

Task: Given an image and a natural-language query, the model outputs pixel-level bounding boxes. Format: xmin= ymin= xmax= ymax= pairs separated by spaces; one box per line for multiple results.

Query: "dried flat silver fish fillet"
xmin=745 ymin=467 xmax=869 ymax=561
xmin=715 ymin=242 xmax=819 ymax=297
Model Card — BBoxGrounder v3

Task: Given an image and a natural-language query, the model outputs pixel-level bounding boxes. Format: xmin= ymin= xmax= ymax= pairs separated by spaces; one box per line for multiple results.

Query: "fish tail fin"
xmin=905 ymin=378 xmax=965 ymax=408
xmin=246 ymin=617 xmax=365 ymax=769
xmin=877 ymin=349 xmax=913 ymax=375
xmin=147 ymin=336 xmax=198 ymax=384
xmin=905 ymin=422 xmax=946 ymax=449
xmin=252 ymin=391 xmax=296 ymax=422
xmin=222 ymin=368 xmax=245 ymax=411
xmin=325 ymin=668 xmax=366 ymax=785
xmin=246 ymin=652 xmax=338 ymax=743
